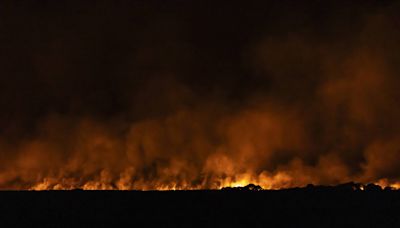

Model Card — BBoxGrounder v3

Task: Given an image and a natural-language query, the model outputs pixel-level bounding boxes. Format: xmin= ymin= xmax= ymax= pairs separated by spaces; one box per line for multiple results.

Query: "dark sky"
xmin=0 ymin=0 xmax=399 ymax=189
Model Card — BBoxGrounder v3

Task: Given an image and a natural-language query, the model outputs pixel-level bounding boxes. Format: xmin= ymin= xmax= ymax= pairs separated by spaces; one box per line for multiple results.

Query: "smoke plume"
xmin=0 ymin=1 xmax=399 ymax=189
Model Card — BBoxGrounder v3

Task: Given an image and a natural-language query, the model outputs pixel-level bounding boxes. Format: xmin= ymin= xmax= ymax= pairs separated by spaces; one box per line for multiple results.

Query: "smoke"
xmin=0 ymin=1 xmax=399 ymax=189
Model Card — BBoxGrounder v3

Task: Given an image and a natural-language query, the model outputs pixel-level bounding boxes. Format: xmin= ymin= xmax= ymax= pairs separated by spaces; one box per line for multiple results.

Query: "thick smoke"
xmin=0 ymin=1 xmax=399 ymax=189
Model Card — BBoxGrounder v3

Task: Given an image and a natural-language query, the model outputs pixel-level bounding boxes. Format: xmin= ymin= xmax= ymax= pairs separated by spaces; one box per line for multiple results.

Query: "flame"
xmin=28 ymin=175 xmax=400 ymax=191
xmin=374 ymin=179 xmax=400 ymax=190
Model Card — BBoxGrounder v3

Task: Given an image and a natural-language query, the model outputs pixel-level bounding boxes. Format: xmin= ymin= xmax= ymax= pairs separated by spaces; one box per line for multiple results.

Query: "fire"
xmin=0 ymin=0 xmax=399 ymax=192
xmin=374 ymin=179 xmax=400 ymax=190
xmin=3 ymin=23 xmax=400 ymax=192
xmin=28 ymin=176 xmax=400 ymax=191
xmin=229 ymin=180 xmax=251 ymax=188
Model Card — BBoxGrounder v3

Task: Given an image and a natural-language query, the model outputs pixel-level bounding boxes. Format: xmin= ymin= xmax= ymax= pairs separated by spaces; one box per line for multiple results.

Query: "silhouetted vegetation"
xmin=221 ymin=184 xmax=263 ymax=191
xmin=221 ymin=182 xmax=391 ymax=192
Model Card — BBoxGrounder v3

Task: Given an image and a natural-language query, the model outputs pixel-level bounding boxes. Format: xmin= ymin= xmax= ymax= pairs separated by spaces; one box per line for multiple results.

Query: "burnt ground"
xmin=1 ymin=184 xmax=400 ymax=227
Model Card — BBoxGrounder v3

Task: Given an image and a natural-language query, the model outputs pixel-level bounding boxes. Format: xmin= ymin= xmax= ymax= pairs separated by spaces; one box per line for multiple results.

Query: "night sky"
xmin=0 ymin=0 xmax=399 ymax=190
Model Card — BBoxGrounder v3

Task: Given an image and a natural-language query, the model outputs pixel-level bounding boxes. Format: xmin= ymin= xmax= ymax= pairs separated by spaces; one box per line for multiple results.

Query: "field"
xmin=2 ymin=185 xmax=400 ymax=227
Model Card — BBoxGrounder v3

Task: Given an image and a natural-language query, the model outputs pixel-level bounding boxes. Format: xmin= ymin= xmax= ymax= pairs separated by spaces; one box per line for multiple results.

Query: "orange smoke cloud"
xmin=0 ymin=2 xmax=399 ymax=190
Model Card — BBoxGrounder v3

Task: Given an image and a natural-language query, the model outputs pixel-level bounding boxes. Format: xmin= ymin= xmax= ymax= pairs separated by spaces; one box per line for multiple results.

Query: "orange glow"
xmin=2 ymin=14 xmax=400 ymax=191
xmin=374 ymin=179 xmax=400 ymax=190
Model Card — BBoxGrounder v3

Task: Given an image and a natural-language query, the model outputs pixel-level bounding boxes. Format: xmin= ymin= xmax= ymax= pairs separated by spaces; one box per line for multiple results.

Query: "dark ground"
xmin=1 ymin=185 xmax=400 ymax=227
